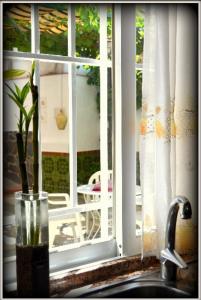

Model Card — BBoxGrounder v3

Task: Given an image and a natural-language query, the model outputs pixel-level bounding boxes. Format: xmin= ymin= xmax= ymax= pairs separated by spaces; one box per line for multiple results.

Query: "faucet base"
xmin=161 ymin=260 xmax=177 ymax=281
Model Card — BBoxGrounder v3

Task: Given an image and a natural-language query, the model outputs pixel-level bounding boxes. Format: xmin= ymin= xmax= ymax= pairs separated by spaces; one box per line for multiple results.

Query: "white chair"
xmin=88 ymin=170 xmax=112 ymax=185
xmin=48 ymin=193 xmax=70 ymax=208
xmin=85 ymin=170 xmax=113 ymax=240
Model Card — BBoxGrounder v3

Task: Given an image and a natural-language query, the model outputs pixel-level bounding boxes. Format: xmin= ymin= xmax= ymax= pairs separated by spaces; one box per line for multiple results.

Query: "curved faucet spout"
xmin=165 ymin=196 xmax=192 ymax=251
xmin=161 ymin=196 xmax=192 ymax=281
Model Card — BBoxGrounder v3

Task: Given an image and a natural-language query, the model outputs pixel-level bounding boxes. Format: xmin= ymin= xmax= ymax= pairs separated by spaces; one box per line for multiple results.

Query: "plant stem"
xmin=31 ymin=83 xmax=39 ymax=194
xmin=16 ymin=132 xmax=29 ymax=193
xmin=30 ymin=65 xmax=40 ymax=246
xmin=16 ymin=132 xmax=29 ymax=245
xmin=19 ymin=111 xmax=23 ymax=134
xmin=24 ymin=130 xmax=28 ymax=161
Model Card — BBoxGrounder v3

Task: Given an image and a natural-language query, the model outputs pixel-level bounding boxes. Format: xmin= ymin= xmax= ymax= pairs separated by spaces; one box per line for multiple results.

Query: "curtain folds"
xmin=140 ymin=4 xmax=198 ymax=258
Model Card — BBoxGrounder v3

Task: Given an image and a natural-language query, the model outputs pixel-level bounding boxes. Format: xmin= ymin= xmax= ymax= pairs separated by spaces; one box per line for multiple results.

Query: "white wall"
xmin=40 ymin=73 xmax=100 ymax=153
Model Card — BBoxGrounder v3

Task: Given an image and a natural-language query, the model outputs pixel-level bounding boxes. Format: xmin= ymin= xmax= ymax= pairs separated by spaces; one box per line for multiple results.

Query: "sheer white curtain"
xmin=140 ymin=4 xmax=198 ymax=258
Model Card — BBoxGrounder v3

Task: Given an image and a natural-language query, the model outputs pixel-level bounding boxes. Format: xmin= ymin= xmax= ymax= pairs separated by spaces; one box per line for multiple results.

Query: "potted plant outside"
xmin=4 ymin=63 xmax=49 ymax=298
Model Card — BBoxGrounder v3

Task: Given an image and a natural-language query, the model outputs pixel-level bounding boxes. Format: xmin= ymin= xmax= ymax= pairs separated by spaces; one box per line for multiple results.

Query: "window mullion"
xmin=31 ymin=4 xmax=42 ymax=191
xmin=68 ymin=4 xmax=77 ymax=207
xmin=113 ymin=5 xmax=123 ymax=256
xmin=68 ymin=4 xmax=76 ymax=57
xmin=100 ymin=5 xmax=109 ymax=240
xmin=31 ymin=4 xmax=39 ymax=55
xmin=3 ymin=51 xmax=111 ymax=67
xmin=121 ymin=5 xmax=137 ymax=256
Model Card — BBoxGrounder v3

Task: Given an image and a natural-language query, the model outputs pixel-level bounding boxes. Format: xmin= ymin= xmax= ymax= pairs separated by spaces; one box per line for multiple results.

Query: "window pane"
xmin=107 ymin=67 xmax=113 ymax=237
xmin=40 ymin=62 xmax=70 ymax=195
xmin=76 ymin=65 xmax=100 ymax=189
xmin=107 ymin=6 xmax=112 ymax=60
xmin=3 ymin=59 xmax=32 ymax=258
xmin=49 ymin=211 xmax=87 ymax=247
xmin=107 ymin=67 xmax=113 ymax=170
xmin=75 ymin=5 xmax=100 ymax=59
xmin=76 ymin=65 xmax=113 ymax=240
xmin=3 ymin=4 xmax=31 ymax=52
xmin=136 ymin=7 xmax=144 ymax=64
xmin=136 ymin=69 xmax=142 ymax=110
xmin=39 ymin=4 xmax=68 ymax=56
xmin=135 ymin=7 xmax=144 ymax=237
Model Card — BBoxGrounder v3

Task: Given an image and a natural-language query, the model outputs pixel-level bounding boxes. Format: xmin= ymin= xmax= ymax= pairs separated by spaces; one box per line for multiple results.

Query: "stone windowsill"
xmin=4 ymin=254 xmax=196 ymax=298
xmin=50 ymin=255 xmax=159 ymax=297
xmin=50 ymin=254 xmax=197 ymax=297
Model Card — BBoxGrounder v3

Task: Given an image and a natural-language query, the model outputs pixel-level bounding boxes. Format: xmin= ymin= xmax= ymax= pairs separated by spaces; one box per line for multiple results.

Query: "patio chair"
xmin=88 ymin=170 xmax=113 ymax=186
xmin=85 ymin=170 xmax=113 ymax=240
xmin=48 ymin=193 xmax=70 ymax=208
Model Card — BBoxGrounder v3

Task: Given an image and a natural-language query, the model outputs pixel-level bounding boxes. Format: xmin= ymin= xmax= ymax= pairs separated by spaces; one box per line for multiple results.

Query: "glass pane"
xmin=40 ymin=61 xmax=70 ymax=197
xmin=107 ymin=6 xmax=112 ymax=60
xmin=76 ymin=65 xmax=113 ymax=240
xmin=76 ymin=65 xmax=100 ymax=192
xmin=108 ymin=67 xmax=113 ymax=170
xmin=135 ymin=7 xmax=144 ymax=237
xmin=3 ymin=4 xmax=31 ymax=52
xmin=85 ymin=209 xmax=101 ymax=240
xmin=136 ymin=7 xmax=144 ymax=64
xmin=75 ymin=5 xmax=100 ymax=59
xmin=49 ymin=211 xmax=87 ymax=247
xmin=136 ymin=69 xmax=142 ymax=110
xmin=108 ymin=67 xmax=113 ymax=237
xmin=39 ymin=4 xmax=68 ymax=56
xmin=3 ymin=59 xmax=32 ymax=258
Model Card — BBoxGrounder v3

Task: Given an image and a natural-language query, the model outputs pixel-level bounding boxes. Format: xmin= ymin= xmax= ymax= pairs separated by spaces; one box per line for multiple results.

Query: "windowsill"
xmin=50 ymin=255 xmax=160 ymax=297
xmin=49 ymin=254 xmax=197 ymax=297
xmin=4 ymin=254 xmax=196 ymax=298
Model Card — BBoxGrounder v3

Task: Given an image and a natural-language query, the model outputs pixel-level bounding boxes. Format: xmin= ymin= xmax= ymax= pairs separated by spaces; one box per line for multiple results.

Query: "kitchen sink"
xmin=68 ymin=270 xmax=197 ymax=298
xmin=65 ymin=263 xmax=198 ymax=298
xmin=82 ymin=282 xmax=192 ymax=298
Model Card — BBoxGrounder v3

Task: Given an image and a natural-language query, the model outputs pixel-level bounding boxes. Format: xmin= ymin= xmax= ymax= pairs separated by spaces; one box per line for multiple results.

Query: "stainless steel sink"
xmin=74 ymin=271 xmax=196 ymax=298
xmin=79 ymin=282 xmax=192 ymax=298
xmin=84 ymin=282 xmax=192 ymax=298
xmin=65 ymin=265 xmax=197 ymax=298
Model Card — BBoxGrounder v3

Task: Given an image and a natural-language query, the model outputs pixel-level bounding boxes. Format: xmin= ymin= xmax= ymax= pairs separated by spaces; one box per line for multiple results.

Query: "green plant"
xmin=4 ymin=63 xmax=41 ymax=246
xmin=29 ymin=63 xmax=39 ymax=194
xmin=4 ymin=62 xmax=42 ymax=247
xmin=4 ymin=63 xmax=39 ymax=194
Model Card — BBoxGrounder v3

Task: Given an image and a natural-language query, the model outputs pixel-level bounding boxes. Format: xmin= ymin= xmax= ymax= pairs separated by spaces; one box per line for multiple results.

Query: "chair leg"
xmin=87 ymin=211 xmax=96 ymax=240
xmin=92 ymin=211 xmax=101 ymax=239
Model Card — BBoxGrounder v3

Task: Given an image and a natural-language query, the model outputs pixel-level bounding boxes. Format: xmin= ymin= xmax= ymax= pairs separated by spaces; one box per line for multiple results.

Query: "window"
xmin=135 ymin=6 xmax=144 ymax=237
xmin=3 ymin=3 xmax=143 ymax=289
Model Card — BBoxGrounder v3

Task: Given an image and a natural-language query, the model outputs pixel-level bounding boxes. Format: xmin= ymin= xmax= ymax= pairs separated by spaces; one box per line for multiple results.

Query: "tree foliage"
xmin=3 ymin=5 xmax=144 ymax=108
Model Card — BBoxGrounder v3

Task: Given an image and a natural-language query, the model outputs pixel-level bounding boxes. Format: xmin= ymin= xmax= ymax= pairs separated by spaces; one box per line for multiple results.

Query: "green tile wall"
xmin=42 ymin=151 xmax=100 ymax=194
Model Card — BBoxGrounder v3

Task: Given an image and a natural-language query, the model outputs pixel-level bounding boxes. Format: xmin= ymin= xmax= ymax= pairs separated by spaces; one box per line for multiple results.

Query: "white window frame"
xmin=2 ymin=3 xmax=141 ymax=289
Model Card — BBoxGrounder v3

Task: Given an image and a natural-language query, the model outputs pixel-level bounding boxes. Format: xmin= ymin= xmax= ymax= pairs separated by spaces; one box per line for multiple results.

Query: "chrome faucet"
xmin=160 ymin=196 xmax=192 ymax=281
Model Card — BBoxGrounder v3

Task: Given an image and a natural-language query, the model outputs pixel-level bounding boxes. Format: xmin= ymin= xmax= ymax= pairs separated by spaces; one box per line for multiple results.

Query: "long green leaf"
xmin=14 ymin=83 xmax=21 ymax=99
xmin=21 ymin=82 xmax=30 ymax=104
xmin=26 ymin=103 xmax=36 ymax=131
xmin=27 ymin=103 xmax=36 ymax=121
xmin=4 ymin=69 xmax=26 ymax=80
xmin=7 ymin=93 xmax=28 ymax=119
xmin=5 ymin=83 xmax=20 ymax=102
